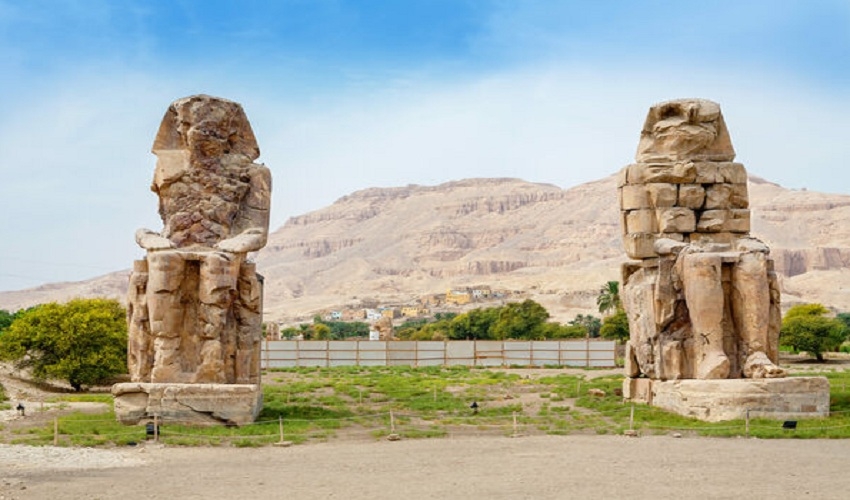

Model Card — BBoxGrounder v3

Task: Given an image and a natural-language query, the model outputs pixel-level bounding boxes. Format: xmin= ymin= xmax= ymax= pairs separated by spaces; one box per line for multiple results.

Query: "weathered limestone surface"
xmin=373 ymin=316 xmax=395 ymax=341
xmin=619 ymin=99 xmax=826 ymax=421
xmin=621 ymin=99 xmax=783 ymax=382
xmin=113 ymin=383 xmax=263 ymax=425
xmin=115 ymin=95 xmax=271 ymax=424
xmin=623 ymin=377 xmax=830 ymax=422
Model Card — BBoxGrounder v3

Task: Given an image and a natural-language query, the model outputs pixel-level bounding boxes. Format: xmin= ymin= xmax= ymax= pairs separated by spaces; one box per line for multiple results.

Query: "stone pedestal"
xmin=623 ymin=377 xmax=830 ymax=422
xmin=113 ymin=383 xmax=263 ymax=426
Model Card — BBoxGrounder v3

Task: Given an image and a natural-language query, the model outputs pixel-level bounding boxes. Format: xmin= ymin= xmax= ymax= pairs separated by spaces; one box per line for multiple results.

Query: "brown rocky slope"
xmin=1 ymin=176 xmax=849 ymax=323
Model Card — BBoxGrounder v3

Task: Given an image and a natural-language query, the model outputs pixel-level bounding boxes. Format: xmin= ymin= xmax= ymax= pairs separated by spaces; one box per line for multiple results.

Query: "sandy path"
xmin=3 ymin=435 xmax=850 ymax=500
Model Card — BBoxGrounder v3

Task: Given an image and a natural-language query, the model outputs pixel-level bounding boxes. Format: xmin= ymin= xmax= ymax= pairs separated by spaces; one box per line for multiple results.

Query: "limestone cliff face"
xmin=253 ymin=176 xmax=850 ymax=322
xmin=2 ymin=176 xmax=849 ymax=322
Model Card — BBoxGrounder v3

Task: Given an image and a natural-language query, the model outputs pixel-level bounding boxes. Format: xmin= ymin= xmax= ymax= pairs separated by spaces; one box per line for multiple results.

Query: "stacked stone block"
xmin=619 ymin=161 xmax=750 ymax=259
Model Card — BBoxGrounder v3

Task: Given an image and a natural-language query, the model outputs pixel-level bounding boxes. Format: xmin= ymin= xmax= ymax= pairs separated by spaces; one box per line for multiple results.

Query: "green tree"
xmin=540 ymin=322 xmax=587 ymax=339
xmin=280 ymin=326 xmax=300 ymax=339
xmin=0 ymin=309 xmax=17 ymax=333
xmin=492 ymin=300 xmax=550 ymax=340
xmin=395 ymin=318 xmax=429 ymax=340
xmin=596 ymin=281 xmax=622 ymax=315
xmin=312 ymin=323 xmax=332 ymax=340
xmin=0 ymin=299 xmax=127 ymax=391
xmin=837 ymin=313 xmax=850 ymax=330
xmin=780 ymin=304 xmax=849 ymax=362
xmin=569 ymin=314 xmax=602 ymax=338
xmin=448 ymin=307 xmax=499 ymax=340
xmin=599 ymin=309 xmax=630 ymax=341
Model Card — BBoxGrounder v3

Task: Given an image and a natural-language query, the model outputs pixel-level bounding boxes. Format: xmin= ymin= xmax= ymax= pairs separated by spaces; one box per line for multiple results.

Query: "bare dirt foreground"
xmin=1 ymin=434 xmax=850 ymax=500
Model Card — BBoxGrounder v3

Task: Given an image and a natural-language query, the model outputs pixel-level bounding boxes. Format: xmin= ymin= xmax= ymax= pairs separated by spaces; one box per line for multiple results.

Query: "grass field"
xmin=4 ymin=364 xmax=850 ymax=447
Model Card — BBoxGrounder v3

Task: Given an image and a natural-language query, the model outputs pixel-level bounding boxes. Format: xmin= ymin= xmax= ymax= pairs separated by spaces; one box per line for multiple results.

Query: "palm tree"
xmin=596 ymin=281 xmax=621 ymax=315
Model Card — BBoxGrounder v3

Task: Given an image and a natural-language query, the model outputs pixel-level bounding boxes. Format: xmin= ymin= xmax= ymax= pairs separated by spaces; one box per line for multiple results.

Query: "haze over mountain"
xmin=2 ymin=175 xmax=849 ymax=323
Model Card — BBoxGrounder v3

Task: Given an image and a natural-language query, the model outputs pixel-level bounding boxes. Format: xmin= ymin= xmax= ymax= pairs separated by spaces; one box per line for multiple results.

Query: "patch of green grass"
xmin=8 ymin=364 xmax=850 ymax=447
xmin=47 ymin=394 xmax=113 ymax=404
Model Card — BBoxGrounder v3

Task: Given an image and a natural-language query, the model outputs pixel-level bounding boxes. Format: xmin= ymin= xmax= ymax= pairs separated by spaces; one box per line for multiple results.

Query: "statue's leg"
xmin=195 ymin=252 xmax=241 ymax=383
xmin=234 ymin=262 xmax=262 ymax=384
xmin=146 ymin=251 xmax=187 ymax=383
xmin=127 ymin=260 xmax=151 ymax=382
xmin=681 ymin=253 xmax=730 ymax=379
xmin=733 ymin=252 xmax=785 ymax=378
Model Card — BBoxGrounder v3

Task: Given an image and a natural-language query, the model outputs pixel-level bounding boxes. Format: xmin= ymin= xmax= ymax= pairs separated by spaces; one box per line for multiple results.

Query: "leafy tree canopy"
xmin=0 ymin=309 xmax=17 ymax=333
xmin=836 ymin=312 xmax=850 ymax=330
xmin=569 ymin=314 xmax=602 ymax=338
xmin=0 ymin=299 xmax=127 ymax=390
xmin=596 ymin=281 xmax=622 ymax=315
xmin=780 ymin=303 xmax=849 ymax=362
xmin=491 ymin=300 xmax=550 ymax=340
xmin=599 ymin=309 xmax=630 ymax=342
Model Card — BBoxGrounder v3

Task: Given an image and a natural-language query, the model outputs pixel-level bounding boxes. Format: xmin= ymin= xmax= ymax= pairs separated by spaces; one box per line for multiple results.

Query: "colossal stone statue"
xmin=619 ymin=99 xmax=784 ymax=381
xmin=114 ymin=95 xmax=270 ymax=424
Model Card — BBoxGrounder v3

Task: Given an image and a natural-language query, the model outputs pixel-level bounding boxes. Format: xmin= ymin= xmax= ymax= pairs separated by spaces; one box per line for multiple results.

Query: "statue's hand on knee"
xmin=735 ymin=237 xmax=769 ymax=254
xmin=215 ymin=228 xmax=267 ymax=253
xmin=135 ymin=228 xmax=175 ymax=250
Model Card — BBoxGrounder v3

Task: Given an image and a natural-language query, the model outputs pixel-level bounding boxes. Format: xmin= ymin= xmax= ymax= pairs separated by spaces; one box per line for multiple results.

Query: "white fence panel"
xmin=416 ymin=341 xmax=446 ymax=367
xmin=475 ymin=341 xmax=504 ymax=367
xmin=388 ymin=341 xmax=417 ymax=366
xmin=358 ymin=341 xmax=387 ymax=366
xmin=446 ymin=342 xmax=475 ymax=366
xmin=504 ymin=341 xmax=531 ymax=366
xmin=261 ymin=339 xmax=616 ymax=369
xmin=531 ymin=341 xmax=560 ymax=366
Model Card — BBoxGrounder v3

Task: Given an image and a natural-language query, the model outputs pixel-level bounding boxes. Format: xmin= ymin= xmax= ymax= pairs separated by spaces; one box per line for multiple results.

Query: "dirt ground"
xmin=3 ymin=435 xmax=850 ymax=500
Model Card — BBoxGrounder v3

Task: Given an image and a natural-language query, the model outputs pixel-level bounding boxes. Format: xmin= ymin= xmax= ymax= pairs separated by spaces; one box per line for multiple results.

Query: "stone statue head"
xmin=152 ymin=94 xmax=260 ymax=162
xmin=636 ymin=99 xmax=735 ymax=163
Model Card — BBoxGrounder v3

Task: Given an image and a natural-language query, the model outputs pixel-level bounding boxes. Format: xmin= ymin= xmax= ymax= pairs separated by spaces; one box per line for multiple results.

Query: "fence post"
xmin=264 ymin=337 xmax=269 ymax=371
xmin=154 ymin=414 xmax=159 ymax=443
xmin=390 ymin=410 xmax=396 ymax=433
xmin=53 ymin=417 xmax=58 ymax=446
xmin=629 ymin=404 xmax=635 ymax=431
xmin=745 ymin=409 xmax=750 ymax=438
xmin=512 ymin=411 xmax=518 ymax=437
xmin=279 ymin=416 xmax=284 ymax=443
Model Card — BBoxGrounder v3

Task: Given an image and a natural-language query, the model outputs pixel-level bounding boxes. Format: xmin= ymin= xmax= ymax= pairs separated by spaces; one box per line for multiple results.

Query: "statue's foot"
xmin=743 ymin=352 xmax=786 ymax=378
xmin=696 ymin=352 xmax=730 ymax=379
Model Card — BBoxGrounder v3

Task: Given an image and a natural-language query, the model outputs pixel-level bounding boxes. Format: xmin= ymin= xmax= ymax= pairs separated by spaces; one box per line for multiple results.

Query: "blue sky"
xmin=1 ymin=0 xmax=848 ymax=292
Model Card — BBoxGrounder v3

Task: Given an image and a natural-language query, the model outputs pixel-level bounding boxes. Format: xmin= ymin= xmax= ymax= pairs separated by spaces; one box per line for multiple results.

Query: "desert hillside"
xmin=1 ymin=175 xmax=849 ymax=323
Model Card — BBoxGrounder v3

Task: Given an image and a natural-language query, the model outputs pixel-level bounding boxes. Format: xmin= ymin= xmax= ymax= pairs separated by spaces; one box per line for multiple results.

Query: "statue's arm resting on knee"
xmin=135 ymin=228 xmax=175 ymax=250
xmin=215 ymin=164 xmax=272 ymax=254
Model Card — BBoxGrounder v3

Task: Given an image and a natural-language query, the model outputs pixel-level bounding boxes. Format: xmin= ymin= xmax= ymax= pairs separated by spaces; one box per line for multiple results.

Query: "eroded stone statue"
xmin=619 ymin=99 xmax=784 ymax=381
xmin=127 ymin=95 xmax=271 ymax=386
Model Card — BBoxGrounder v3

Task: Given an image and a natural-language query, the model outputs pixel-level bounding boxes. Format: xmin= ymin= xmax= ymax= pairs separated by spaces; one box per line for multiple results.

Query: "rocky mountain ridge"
xmin=2 ymin=175 xmax=849 ymax=323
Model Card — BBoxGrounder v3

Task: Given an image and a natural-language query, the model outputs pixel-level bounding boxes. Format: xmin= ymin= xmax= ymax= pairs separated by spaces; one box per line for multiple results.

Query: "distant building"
xmin=401 ymin=306 xmax=430 ymax=317
xmin=381 ymin=308 xmax=401 ymax=319
xmin=446 ymin=288 xmax=472 ymax=305
xmin=365 ymin=308 xmax=383 ymax=321
xmin=342 ymin=308 xmax=366 ymax=321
